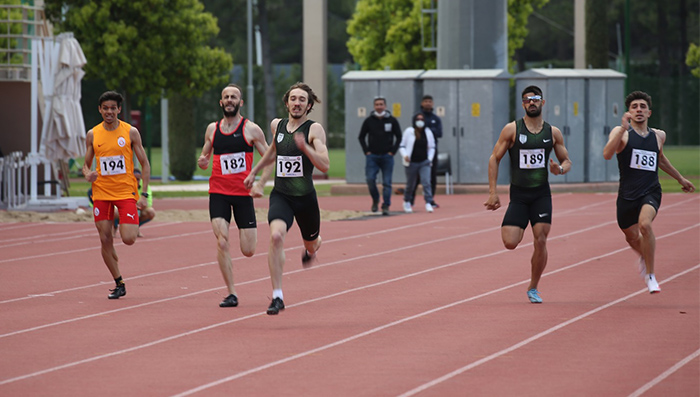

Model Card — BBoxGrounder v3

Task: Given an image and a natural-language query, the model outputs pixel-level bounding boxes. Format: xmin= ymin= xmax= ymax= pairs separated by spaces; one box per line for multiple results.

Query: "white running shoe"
xmin=646 ymin=274 xmax=661 ymax=294
xmin=638 ymin=256 xmax=647 ymax=279
xmin=425 ymin=203 xmax=434 ymax=213
xmin=403 ymin=201 xmax=413 ymax=213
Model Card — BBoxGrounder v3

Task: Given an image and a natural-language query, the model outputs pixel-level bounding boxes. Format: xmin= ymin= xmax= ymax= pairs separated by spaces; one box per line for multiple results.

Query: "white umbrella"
xmin=39 ymin=33 xmax=87 ymax=162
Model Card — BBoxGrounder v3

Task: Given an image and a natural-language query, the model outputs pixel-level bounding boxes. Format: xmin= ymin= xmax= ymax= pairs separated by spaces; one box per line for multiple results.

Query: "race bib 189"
xmin=276 ymin=155 xmax=303 ymax=177
xmin=99 ymin=155 xmax=126 ymax=176
xmin=519 ymin=148 xmax=546 ymax=169
xmin=219 ymin=152 xmax=246 ymax=175
xmin=630 ymin=149 xmax=657 ymax=171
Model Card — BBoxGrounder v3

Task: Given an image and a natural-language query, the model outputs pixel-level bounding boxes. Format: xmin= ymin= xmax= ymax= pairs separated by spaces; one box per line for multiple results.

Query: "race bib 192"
xmin=629 ymin=149 xmax=657 ymax=171
xmin=99 ymin=155 xmax=126 ymax=176
xmin=276 ymin=155 xmax=303 ymax=177
xmin=519 ymin=148 xmax=546 ymax=169
xmin=219 ymin=152 xmax=246 ymax=175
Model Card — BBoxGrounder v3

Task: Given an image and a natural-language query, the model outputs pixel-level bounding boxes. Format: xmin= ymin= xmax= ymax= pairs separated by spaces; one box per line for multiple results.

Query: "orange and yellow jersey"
xmin=91 ymin=121 xmax=139 ymax=201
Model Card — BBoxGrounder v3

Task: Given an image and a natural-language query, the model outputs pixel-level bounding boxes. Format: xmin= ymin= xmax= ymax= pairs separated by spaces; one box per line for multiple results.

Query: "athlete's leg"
xmin=501 ymin=226 xmax=525 ymax=250
xmin=528 ymin=222 xmax=551 ymax=290
xmin=268 ymin=219 xmax=288 ymax=291
xmin=622 ymin=204 xmax=657 ymax=274
xmin=211 ymin=217 xmax=236 ymax=295
xmin=96 ymin=219 xmax=121 ymax=279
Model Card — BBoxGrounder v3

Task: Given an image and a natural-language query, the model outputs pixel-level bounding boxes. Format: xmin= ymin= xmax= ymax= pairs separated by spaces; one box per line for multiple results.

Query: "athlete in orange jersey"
xmin=82 ymin=91 xmax=151 ymax=300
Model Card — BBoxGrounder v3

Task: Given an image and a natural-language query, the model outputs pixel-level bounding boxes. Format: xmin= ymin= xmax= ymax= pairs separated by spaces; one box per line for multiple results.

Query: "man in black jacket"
xmin=358 ymin=96 xmax=402 ymax=215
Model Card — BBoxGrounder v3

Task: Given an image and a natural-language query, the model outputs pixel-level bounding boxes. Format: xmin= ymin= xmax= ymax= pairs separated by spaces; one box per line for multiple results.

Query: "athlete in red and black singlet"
xmin=208 ymin=118 xmax=255 ymax=196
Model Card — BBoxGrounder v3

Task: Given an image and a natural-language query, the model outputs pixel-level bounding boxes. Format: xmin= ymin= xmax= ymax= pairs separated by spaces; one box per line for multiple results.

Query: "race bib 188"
xmin=276 ymin=155 xmax=303 ymax=177
xmin=630 ymin=149 xmax=657 ymax=171
xmin=219 ymin=152 xmax=246 ymax=175
xmin=99 ymin=155 xmax=126 ymax=176
xmin=519 ymin=148 xmax=546 ymax=169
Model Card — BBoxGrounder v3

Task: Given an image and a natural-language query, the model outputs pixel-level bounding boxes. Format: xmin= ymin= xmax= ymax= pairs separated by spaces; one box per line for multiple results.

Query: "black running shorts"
xmin=268 ymin=189 xmax=320 ymax=241
xmin=209 ymin=193 xmax=256 ymax=229
xmin=616 ymin=186 xmax=662 ymax=230
xmin=502 ymin=184 xmax=552 ymax=229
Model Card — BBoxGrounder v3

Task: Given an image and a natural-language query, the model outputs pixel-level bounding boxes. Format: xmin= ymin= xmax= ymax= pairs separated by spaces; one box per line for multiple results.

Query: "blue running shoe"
xmin=527 ymin=289 xmax=542 ymax=303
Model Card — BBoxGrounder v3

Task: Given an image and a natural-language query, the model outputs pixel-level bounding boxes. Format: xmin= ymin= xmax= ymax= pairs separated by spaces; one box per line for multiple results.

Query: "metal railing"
xmin=1 ymin=151 xmax=29 ymax=209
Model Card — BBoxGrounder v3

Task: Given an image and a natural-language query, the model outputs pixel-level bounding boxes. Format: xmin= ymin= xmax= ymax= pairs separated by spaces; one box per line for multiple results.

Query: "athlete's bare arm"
xmin=484 ymin=122 xmax=516 ymax=211
xmin=244 ymin=120 xmax=274 ymax=197
xmin=83 ymin=130 xmax=98 ymax=182
xmin=549 ymin=126 xmax=572 ymax=175
xmin=244 ymin=119 xmax=279 ymax=190
xmin=130 ymin=127 xmax=151 ymax=209
xmin=294 ymin=122 xmax=329 ymax=173
xmin=198 ymin=123 xmax=217 ymax=170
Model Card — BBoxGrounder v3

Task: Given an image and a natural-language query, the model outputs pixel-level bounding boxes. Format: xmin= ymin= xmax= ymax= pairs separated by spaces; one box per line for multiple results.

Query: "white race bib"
xmin=276 ymin=155 xmax=303 ymax=177
xmin=219 ymin=152 xmax=247 ymax=175
xmin=630 ymin=148 xmax=657 ymax=171
xmin=99 ymin=155 xmax=126 ymax=176
xmin=519 ymin=148 xmax=546 ymax=169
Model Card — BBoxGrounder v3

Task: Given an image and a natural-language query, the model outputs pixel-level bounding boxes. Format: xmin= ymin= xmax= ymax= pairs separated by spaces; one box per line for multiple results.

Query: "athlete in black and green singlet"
xmin=484 ymin=85 xmax=572 ymax=304
xmin=245 ymin=82 xmax=330 ymax=315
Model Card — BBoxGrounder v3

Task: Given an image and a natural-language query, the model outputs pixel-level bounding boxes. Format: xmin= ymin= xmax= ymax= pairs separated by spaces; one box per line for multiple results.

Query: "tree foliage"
xmin=43 ymin=0 xmax=232 ymax=102
xmin=687 ymin=43 xmax=700 ymax=78
xmin=0 ymin=0 xmax=29 ymax=65
xmin=347 ymin=0 xmax=549 ymax=71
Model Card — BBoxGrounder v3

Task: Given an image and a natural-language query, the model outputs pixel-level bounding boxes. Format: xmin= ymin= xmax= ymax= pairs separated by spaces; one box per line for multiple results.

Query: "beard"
xmin=526 ymin=106 xmax=542 ymax=117
xmin=221 ymin=103 xmax=240 ymax=118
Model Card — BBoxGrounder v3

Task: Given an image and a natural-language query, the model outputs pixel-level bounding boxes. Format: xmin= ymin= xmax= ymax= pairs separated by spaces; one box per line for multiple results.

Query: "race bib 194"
xmin=99 ymin=155 xmax=126 ymax=176
xmin=219 ymin=152 xmax=247 ymax=175
xmin=630 ymin=149 xmax=657 ymax=171
xmin=519 ymin=148 xmax=546 ymax=169
xmin=276 ymin=155 xmax=303 ymax=177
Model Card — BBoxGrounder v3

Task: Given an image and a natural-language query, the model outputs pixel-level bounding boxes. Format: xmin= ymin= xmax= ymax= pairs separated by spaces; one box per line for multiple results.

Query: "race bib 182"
xmin=219 ymin=152 xmax=246 ymax=175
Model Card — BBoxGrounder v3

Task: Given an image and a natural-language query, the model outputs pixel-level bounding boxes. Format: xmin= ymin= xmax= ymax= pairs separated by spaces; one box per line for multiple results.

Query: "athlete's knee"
xmin=217 ymin=235 xmax=230 ymax=253
xmin=270 ymin=230 xmax=285 ymax=248
xmin=503 ymin=239 xmax=519 ymax=250
xmin=241 ymin=244 xmax=255 ymax=257
xmin=122 ymin=235 xmax=137 ymax=245
xmin=638 ymin=219 xmax=654 ymax=237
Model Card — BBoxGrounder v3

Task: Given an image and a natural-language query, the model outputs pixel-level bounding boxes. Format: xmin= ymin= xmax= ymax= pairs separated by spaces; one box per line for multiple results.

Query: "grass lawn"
xmin=67 ymin=146 xmax=698 ymax=197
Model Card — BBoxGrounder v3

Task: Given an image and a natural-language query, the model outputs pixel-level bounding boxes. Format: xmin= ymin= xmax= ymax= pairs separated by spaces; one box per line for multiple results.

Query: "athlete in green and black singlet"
xmin=508 ymin=118 xmax=554 ymax=188
xmin=272 ymin=119 xmax=316 ymax=196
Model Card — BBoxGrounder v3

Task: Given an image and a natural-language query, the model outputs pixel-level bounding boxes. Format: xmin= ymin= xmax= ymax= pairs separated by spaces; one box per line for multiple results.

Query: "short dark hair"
xmin=373 ymin=96 xmax=386 ymax=105
xmin=98 ymin=91 xmax=123 ymax=107
xmin=521 ymin=85 xmax=543 ymax=98
xmin=422 ymin=95 xmax=433 ymax=101
xmin=283 ymin=82 xmax=320 ymax=114
xmin=223 ymin=83 xmax=242 ymax=96
xmin=625 ymin=91 xmax=652 ymax=109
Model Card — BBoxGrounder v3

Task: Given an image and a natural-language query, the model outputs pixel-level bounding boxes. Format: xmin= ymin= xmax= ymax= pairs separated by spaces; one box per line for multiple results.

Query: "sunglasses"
xmin=522 ymin=95 xmax=542 ymax=104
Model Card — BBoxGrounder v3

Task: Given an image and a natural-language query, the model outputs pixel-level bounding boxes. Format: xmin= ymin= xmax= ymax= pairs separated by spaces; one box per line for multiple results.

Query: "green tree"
xmin=0 ymin=0 xmax=29 ymax=65
xmin=347 ymin=0 xmax=549 ymax=71
xmin=43 ymin=0 xmax=232 ymax=105
xmin=687 ymin=43 xmax=700 ymax=78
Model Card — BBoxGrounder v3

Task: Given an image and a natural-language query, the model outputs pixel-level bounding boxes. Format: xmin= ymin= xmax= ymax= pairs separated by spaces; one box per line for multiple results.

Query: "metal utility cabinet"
xmin=421 ymin=69 xmax=511 ymax=184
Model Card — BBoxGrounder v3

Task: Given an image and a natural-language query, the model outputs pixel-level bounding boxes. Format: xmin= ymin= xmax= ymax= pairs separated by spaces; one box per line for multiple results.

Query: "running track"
xmin=1 ymin=192 xmax=698 ymax=396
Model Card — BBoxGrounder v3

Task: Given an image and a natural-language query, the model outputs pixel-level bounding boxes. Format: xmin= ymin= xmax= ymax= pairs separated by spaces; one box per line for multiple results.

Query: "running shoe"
xmin=302 ymin=249 xmax=316 ymax=268
xmin=646 ymin=274 xmax=661 ymax=294
xmin=527 ymin=288 xmax=542 ymax=303
xmin=108 ymin=283 xmax=126 ymax=299
xmin=219 ymin=294 xmax=238 ymax=307
xmin=403 ymin=201 xmax=413 ymax=213
xmin=425 ymin=203 xmax=434 ymax=213
xmin=371 ymin=200 xmax=378 ymax=213
xmin=267 ymin=297 xmax=285 ymax=315
xmin=381 ymin=204 xmax=390 ymax=216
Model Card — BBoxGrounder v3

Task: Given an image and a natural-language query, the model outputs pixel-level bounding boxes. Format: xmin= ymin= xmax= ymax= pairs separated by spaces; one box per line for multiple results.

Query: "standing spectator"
xmin=603 ymin=91 xmax=695 ymax=293
xmin=399 ymin=113 xmax=436 ymax=213
xmin=358 ymin=96 xmax=402 ymax=215
xmin=410 ymin=95 xmax=442 ymax=208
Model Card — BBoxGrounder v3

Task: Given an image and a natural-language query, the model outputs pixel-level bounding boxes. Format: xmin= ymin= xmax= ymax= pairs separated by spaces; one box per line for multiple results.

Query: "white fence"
xmin=1 ymin=151 xmax=29 ymax=209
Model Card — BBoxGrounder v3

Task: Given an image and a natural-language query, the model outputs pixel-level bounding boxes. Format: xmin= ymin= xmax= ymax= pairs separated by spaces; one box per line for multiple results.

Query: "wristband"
xmin=141 ymin=192 xmax=149 ymax=198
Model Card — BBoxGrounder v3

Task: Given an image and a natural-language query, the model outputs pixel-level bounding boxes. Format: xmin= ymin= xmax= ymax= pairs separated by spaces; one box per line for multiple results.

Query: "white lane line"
xmin=627 ymin=348 xmax=700 ymax=397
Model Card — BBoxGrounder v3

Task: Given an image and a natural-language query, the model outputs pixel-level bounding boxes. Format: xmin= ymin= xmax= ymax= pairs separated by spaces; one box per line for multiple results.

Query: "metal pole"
xmin=247 ymin=0 xmax=255 ymax=123
xmin=624 ymin=0 xmax=630 ymax=94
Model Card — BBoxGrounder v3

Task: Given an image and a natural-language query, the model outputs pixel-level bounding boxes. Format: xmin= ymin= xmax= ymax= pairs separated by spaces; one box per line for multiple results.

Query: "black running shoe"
xmin=301 ymin=249 xmax=316 ymax=268
xmin=371 ymin=200 xmax=379 ymax=213
xmin=219 ymin=294 xmax=238 ymax=307
xmin=108 ymin=283 xmax=126 ymax=299
xmin=267 ymin=297 xmax=285 ymax=315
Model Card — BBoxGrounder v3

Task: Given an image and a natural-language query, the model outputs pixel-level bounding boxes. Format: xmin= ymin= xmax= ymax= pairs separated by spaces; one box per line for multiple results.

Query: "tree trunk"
xmin=168 ymin=93 xmax=196 ymax=181
xmin=258 ymin=0 xmax=276 ymax=139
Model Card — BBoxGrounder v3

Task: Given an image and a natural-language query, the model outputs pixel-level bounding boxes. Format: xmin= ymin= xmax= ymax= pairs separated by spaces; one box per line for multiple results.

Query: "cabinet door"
xmin=423 ymin=79 xmax=460 ymax=182
xmin=563 ymin=78 xmax=585 ymax=183
xmin=605 ymin=79 xmax=625 ymax=181
xmin=458 ymin=79 xmax=494 ymax=183
xmin=345 ymin=81 xmax=380 ymax=183
xmin=587 ymin=79 xmax=609 ymax=182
